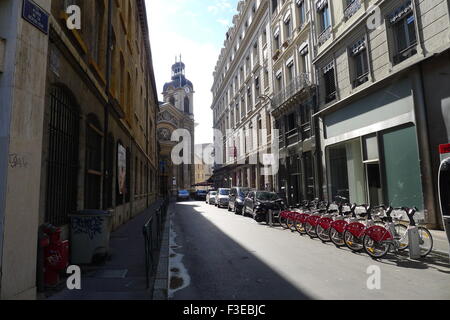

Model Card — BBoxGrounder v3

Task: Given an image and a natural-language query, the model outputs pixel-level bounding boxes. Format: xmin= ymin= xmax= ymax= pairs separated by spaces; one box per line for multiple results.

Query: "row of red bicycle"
xmin=277 ymin=197 xmax=433 ymax=259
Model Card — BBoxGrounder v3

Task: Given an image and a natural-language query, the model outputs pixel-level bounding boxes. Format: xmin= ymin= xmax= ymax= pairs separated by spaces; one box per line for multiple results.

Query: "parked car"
xmin=195 ymin=190 xmax=208 ymax=201
xmin=228 ymin=187 xmax=252 ymax=214
xmin=206 ymin=191 xmax=217 ymax=205
xmin=177 ymin=190 xmax=190 ymax=202
xmin=215 ymin=188 xmax=231 ymax=208
xmin=243 ymin=191 xmax=285 ymax=222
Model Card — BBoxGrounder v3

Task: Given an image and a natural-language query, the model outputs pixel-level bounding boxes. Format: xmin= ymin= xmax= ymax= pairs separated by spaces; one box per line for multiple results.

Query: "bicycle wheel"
xmin=305 ymin=223 xmax=318 ymax=238
xmin=418 ymin=227 xmax=433 ymax=258
xmin=316 ymin=224 xmax=330 ymax=242
xmin=279 ymin=216 xmax=289 ymax=229
xmin=344 ymin=230 xmax=363 ymax=252
xmin=295 ymin=220 xmax=306 ymax=235
xmin=363 ymin=235 xmax=390 ymax=259
xmin=394 ymin=224 xmax=409 ymax=251
xmin=286 ymin=219 xmax=295 ymax=231
xmin=330 ymin=228 xmax=345 ymax=247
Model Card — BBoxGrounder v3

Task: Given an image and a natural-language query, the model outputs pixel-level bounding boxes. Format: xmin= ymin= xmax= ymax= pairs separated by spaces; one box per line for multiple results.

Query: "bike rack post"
xmin=406 ymin=208 xmax=421 ymax=259
xmin=268 ymin=210 xmax=273 ymax=227
xmin=408 ymin=226 xmax=421 ymax=259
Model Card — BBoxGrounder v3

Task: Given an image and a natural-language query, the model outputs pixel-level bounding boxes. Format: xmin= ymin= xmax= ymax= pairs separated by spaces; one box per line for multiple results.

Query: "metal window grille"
xmin=45 ymin=85 xmax=80 ymax=226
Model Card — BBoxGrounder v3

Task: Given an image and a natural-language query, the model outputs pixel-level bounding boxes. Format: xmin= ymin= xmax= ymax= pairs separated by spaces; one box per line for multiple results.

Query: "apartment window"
xmin=390 ymin=1 xmax=417 ymax=65
xmin=255 ymin=76 xmax=260 ymax=95
xmin=253 ymin=42 xmax=259 ymax=65
xmin=236 ymin=104 xmax=240 ymax=123
xmin=264 ymin=70 xmax=269 ymax=89
xmin=297 ymin=0 xmax=306 ymax=26
xmin=272 ymin=0 xmax=278 ymax=13
xmin=287 ymin=60 xmax=295 ymax=84
xmin=85 ymin=114 xmax=103 ymax=210
xmin=317 ymin=1 xmax=331 ymax=33
xmin=323 ymin=61 xmax=336 ymax=103
xmin=276 ymin=72 xmax=283 ymax=92
xmin=284 ymin=14 xmax=292 ymax=40
xmin=247 ymin=86 xmax=252 ymax=111
xmin=273 ymin=26 xmax=281 ymax=51
xmin=351 ymin=39 xmax=369 ymax=88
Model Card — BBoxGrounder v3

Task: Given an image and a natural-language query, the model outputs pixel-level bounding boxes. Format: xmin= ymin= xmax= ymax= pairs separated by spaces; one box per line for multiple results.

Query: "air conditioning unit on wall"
xmin=0 ymin=38 xmax=5 ymax=73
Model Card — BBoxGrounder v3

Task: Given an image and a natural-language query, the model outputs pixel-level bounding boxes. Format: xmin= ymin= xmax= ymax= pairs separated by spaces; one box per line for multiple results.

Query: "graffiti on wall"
xmin=72 ymin=216 xmax=103 ymax=240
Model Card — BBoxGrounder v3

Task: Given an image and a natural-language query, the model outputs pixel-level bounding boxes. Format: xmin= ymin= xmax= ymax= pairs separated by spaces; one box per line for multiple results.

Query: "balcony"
xmin=286 ymin=128 xmax=299 ymax=147
xmin=393 ymin=44 xmax=417 ymax=65
xmin=344 ymin=0 xmax=362 ymax=20
xmin=271 ymin=73 xmax=312 ymax=112
xmin=318 ymin=26 xmax=332 ymax=47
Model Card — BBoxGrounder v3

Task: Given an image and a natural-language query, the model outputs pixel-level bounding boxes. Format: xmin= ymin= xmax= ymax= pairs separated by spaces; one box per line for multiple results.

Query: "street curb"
xmin=152 ymin=206 xmax=171 ymax=300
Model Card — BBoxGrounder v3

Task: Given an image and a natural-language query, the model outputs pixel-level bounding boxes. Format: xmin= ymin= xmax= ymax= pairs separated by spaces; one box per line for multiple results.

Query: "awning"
xmin=299 ymin=41 xmax=309 ymax=55
xmin=273 ymin=26 xmax=280 ymax=38
xmin=323 ymin=61 xmax=334 ymax=74
xmin=389 ymin=1 xmax=413 ymax=24
xmin=351 ymin=39 xmax=366 ymax=56
xmin=283 ymin=11 xmax=292 ymax=24
xmin=286 ymin=56 xmax=294 ymax=67
xmin=316 ymin=0 xmax=328 ymax=11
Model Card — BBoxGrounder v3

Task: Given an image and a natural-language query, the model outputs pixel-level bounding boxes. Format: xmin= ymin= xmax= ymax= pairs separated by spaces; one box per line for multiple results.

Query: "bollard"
xmin=268 ymin=210 xmax=273 ymax=227
xmin=408 ymin=226 xmax=421 ymax=259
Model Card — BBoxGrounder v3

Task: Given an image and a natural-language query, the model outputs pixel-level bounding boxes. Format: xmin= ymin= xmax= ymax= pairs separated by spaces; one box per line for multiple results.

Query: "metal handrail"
xmin=143 ymin=197 xmax=170 ymax=289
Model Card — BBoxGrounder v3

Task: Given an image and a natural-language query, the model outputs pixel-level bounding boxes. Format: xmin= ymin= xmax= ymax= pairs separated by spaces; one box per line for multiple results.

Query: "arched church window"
xmin=170 ymin=96 xmax=175 ymax=106
xmin=184 ymin=97 xmax=190 ymax=113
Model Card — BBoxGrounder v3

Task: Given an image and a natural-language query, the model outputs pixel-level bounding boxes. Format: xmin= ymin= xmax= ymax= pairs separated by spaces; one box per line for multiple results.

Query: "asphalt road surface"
xmin=169 ymin=201 xmax=450 ymax=300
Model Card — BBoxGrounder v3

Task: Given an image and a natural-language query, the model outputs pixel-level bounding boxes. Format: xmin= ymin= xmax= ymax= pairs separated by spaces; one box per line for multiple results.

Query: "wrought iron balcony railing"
xmin=344 ymin=0 xmax=362 ymax=20
xmin=271 ymin=73 xmax=312 ymax=111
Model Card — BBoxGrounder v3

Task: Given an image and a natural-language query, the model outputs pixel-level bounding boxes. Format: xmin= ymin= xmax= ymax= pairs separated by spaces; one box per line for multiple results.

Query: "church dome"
xmin=163 ymin=60 xmax=194 ymax=92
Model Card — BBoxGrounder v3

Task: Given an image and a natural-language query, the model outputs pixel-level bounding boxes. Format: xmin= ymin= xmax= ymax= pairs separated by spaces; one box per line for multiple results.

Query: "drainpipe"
xmin=103 ymin=0 xmax=113 ymax=210
xmin=412 ymin=64 xmax=438 ymax=228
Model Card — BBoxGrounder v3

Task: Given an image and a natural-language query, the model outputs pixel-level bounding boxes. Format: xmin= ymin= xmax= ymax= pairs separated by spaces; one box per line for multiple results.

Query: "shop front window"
xmin=327 ymin=139 xmax=365 ymax=204
xmin=381 ymin=125 xmax=423 ymax=210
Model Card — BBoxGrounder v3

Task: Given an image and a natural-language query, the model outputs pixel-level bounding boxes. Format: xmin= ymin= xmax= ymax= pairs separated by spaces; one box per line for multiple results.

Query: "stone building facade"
xmin=312 ymin=0 xmax=450 ymax=228
xmin=211 ymin=0 xmax=275 ymax=191
xmin=212 ymin=0 xmax=450 ymax=229
xmin=0 ymin=0 xmax=159 ymax=299
xmin=269 ymin=0 xmax=321 ymax=204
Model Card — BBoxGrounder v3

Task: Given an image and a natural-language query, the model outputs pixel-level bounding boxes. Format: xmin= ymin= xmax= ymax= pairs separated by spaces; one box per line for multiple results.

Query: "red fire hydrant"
xmin=43 ymin=225 xmax=69 ymax=287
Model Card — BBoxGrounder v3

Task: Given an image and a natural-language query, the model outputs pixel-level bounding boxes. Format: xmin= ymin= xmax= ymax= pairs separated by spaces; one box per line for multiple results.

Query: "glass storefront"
xmin=326 ymin=124 xmax=424 ymax=209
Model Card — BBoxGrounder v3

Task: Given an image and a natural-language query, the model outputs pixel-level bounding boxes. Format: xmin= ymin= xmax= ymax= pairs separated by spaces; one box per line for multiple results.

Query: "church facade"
xmin=158 ymin=60 xmax=195 ymax=196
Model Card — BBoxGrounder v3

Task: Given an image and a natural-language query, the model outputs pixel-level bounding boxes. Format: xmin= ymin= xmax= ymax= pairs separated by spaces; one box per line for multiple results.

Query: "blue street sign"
xmin=22 ymin=0 xmax=49 ymax=35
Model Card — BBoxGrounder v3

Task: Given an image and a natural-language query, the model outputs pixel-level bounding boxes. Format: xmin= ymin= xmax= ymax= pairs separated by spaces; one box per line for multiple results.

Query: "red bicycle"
xmin=328 ymin=204 xmax=358 ymax=247
xmin=343 ymin=205 xmax=385 ymax=252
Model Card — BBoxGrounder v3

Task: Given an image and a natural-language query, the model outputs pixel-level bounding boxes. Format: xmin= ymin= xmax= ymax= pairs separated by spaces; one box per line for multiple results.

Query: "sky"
xmin=146 ymin=0 xmax=240 ymax=145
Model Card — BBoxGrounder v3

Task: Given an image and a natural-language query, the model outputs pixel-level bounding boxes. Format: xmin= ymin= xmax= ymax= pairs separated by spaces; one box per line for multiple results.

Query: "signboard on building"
xmin=117 ymin=144 xmax=127 ymax=195
xmin=22 ymin=0 xmax=49 ymax=35
xmin=440 ymin=144 xmax=450 ymax=162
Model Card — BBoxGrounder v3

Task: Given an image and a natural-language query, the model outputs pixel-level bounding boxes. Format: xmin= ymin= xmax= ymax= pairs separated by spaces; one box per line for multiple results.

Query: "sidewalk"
xmin=46 ymin=200 xmax=163 ymax=300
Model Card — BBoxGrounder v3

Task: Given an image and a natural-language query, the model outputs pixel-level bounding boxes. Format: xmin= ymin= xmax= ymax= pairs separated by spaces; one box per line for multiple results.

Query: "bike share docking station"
xmin=438 ymin=144 xmax=450 ymax=262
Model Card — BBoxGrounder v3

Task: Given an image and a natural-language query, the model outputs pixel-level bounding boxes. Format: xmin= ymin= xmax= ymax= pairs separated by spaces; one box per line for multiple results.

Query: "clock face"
xmin=185 ymin=87 xmax=190 ymax=94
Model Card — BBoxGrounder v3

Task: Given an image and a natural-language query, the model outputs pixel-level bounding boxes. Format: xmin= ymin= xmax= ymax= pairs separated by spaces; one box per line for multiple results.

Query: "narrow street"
xmin=169 ymin=201 xmax=450 ymax=300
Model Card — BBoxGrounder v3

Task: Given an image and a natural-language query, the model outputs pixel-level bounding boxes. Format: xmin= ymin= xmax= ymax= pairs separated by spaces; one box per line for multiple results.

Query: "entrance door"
xmin=366 ymin=163 xmax=383 ymax=206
